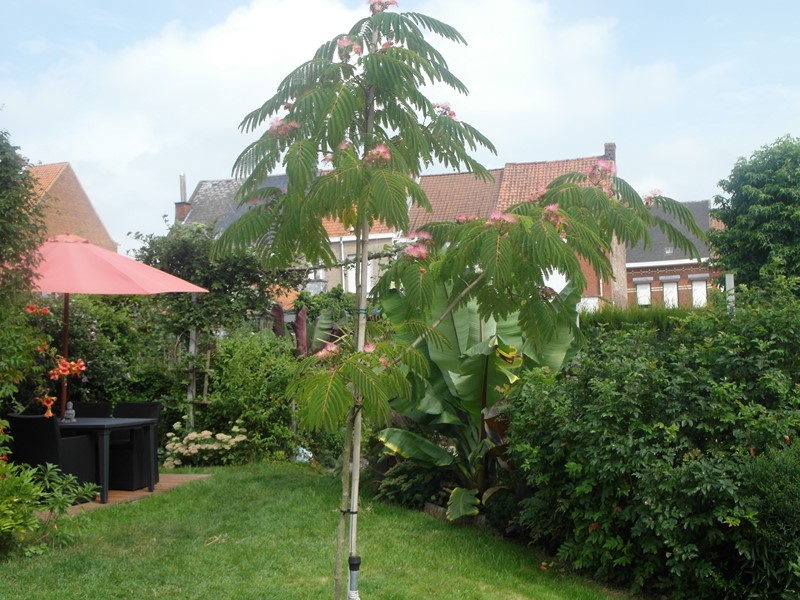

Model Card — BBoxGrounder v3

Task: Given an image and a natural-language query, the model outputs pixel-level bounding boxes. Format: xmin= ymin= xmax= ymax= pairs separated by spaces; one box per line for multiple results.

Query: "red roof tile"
xmin=410 ymin=169 xmax=503 ymax=232
xmin=411 ymin=144 xmax=615 ymax=231
xmin=29 ymin=163 xmax=117 ymax=252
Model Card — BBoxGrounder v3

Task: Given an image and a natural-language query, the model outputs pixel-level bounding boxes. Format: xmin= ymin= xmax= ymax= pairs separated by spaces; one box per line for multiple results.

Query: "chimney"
xmin=174 ymin=173 xmax=191 ymax=223
xmin=604 ymin=142 xmax=616 ymax=161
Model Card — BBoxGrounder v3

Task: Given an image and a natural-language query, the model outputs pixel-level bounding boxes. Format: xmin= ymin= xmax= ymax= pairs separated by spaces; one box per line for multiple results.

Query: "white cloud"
xmin=3 ymin=0 xmax=800 ymax=252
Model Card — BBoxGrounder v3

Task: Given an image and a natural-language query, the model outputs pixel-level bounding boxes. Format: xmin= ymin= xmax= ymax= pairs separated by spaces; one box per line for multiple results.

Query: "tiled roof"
xmin=29 ymin=162 xmax=117 ymax=251
xmin=29 ymin=162 xmax=68 ymax=196
xmin=184 ymin=144 xmax=617 ymax=242
xmin=411 ymin=144 xmax=616 ymax=232
xmin=410 ymin=169 xmax=503 ymax=233
xmin=627 ymin=200 xmax=712 ymax=263
xmin=184 ymin=175 xmax=290 ymax=234
xmin=497 ymin=156 xmax=605 ymax=210
xmin=184 ymin=174 xmax=396 ymax=238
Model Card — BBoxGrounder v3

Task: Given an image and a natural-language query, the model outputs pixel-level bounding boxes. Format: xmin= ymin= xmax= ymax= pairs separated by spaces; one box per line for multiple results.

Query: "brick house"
xmin=176 ymin=175 xmax=400 ymax=296
xmin=626 ymin=200 xmax=720 ymax=308
xmin=29 ymin=162 xmax=116 ymax=251
xmin=411 ymin=143 xmax=625 ymax=310
xmin=180 ymin=143 xmax=714 ymax=310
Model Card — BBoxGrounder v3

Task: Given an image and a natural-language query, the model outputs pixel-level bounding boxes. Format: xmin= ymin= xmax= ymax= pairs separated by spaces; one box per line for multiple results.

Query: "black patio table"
xmin=59 ymin=417 xmax=157 ymax=503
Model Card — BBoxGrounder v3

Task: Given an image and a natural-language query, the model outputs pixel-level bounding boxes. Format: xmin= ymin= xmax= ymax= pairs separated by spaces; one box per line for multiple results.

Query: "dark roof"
xmin=627 ymin=200 xmax=712 ymax=263
xmin=183 ymin=174 xmax=289 ymax=233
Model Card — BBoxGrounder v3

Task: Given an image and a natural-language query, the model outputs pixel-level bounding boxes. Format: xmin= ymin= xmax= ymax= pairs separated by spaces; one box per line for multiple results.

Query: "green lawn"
xmin=1 ymin=463 xmax=631 ymax=599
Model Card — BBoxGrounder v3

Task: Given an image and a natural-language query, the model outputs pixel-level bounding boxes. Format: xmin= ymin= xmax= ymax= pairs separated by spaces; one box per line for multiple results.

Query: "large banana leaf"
xmin=376 ymin=428 xmax=454 ymax=467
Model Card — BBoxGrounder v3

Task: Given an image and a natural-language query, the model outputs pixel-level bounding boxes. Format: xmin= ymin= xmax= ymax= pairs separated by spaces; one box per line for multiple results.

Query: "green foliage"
xmin=0 ymin=131 xmax=44 ymax=302
xmin=710 ymin=135 xmax=800 ymax=286
xmin=199 ymin=328 xmax=299 ymax=459
xmin=134 ymin=222 xmax=301 ymax=335
xmin=216 ymin=6 xmax=495 ymax=274
xmin=294 ymin=288 xmax=356 ymax=324
xmin=374 ymin=281 xmax=580 ymax=522
xmin=509 ymin=278 xmax=800 ymax=597
xmin=0 ymin=419 xmax=97 ymax=558
xmin=579 ymin=304 xmax=692 ymax=333
xmin=0 ymin=131 xmax=47 ymax=402
xmin=10 ymin=294 xmax=185 ymax=412
xmin=737 ymin=443 xmax=800 ymax=597
xmin=374 ymin=460 xmax=450 ymax=510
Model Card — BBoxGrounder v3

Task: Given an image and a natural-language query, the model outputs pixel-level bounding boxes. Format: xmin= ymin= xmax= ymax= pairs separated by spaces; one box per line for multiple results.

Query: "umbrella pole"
xmin=59 ymin=293 xmax=70 ymax=419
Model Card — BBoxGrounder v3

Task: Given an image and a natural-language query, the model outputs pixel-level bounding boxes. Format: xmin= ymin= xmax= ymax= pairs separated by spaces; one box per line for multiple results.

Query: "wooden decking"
xmin=67 ymin=473 xmax=211 ymax=516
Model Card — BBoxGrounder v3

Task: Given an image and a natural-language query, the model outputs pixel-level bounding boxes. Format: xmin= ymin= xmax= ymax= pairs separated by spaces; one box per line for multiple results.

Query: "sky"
xmin=2 ymin=0 xmax=800 ymax=254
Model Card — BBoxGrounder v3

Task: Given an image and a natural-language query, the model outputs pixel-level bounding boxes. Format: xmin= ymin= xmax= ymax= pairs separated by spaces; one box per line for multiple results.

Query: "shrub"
xmin=0 ymin=419 xmax=97 ymax=558
xmin=162 ymin=418 xmax=252 ymax=468
xmin=199 ymin=328 xmax=299 ymax=459
xmin=736 ymin=443 xmax=800 ymax=597
xmin=375 ymin=460 xmax=451 ymax=510
xmin=509 ymin=279 xmax=800 ymax=597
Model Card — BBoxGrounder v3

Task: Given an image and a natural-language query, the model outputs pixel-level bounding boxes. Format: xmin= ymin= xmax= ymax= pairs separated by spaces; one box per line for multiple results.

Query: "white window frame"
xmin=660 ymin=275 xmax=680 ymax=308
xmin=633 ymin=277 xmax=653 ymax=307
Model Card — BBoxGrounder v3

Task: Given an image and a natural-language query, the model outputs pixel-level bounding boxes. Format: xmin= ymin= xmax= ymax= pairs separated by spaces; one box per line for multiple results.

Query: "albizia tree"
xmin=215 ymin=2 xmax=704 ymax=598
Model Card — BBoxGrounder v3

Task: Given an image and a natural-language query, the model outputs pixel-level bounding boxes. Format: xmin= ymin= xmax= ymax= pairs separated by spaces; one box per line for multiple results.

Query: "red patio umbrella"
xmin=32 ymin=234 xmax=208 ymax=417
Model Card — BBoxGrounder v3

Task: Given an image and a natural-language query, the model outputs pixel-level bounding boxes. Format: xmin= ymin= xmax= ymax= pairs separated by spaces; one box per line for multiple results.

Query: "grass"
xmin=0 ymin=463 xmax=631 ymax=599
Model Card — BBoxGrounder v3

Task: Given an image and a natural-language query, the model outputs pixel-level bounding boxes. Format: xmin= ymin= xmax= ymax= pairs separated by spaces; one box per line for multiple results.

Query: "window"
xmin=344 ymin=256 xmax=374 ymax=293
xmin=691 ymin=279 xmax=707 ymax=307
xmin=660 ymin=275 xmax=680 ymax=308
xmin=663 ymin=281 xmax=678 ymax=308
xmin=636 ymin=283 xmax=651 ymax=306
xmin=689 ymin=273 xmax=710 ymax=308
xmin=633 ymin=277 xmax=653 ymax=306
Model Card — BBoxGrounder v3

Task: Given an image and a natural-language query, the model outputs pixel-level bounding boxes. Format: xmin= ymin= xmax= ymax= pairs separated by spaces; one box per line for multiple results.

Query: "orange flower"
xmin=35 ymin=394 xmax=56 ymax=408
xmin=49 ymin=357 xmax=87 ymax=379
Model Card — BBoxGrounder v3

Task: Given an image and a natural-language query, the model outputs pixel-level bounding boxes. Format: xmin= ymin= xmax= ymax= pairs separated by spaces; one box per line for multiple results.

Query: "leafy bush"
xmin=0 ymin=419 xmax=97 ymax=558
xmin=199 ymin=329 xmax=299 ymax=460
xmin=374 ymin=460 xmax=451 ymax=510
xmin=736 ymin=443 xmax=800 ymax=597
xmin=509 ymin=279 xmax=800 ymax=597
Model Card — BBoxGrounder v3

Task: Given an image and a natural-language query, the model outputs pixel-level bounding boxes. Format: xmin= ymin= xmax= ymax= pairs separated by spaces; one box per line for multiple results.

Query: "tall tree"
xmin=710 ymin=135 xmax=800 ymax=285
xmin=0 ymin=131 xmax=47 ymax=401
xmin=216 ymin=4 xmax=495 ymax=598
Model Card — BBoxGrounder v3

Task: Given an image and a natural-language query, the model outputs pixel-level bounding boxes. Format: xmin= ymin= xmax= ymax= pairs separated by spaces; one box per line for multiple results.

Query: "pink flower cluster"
xmin=337 ymin=36 xmax=363 ymax=61
xmin=434 ymin=102 xmax=456 ymax=119
xmin=484 ymin=211 xmax=517 ymax=227
xmin=642 ymin=188 xmax=662 ymax=207
xmin=404 ymin=243 xmax=429 ymax=260
xmin=542 ymin=203 xmax=568 ymax=232
xmin=595 ymin=159 xmax=616 ymax=175
xmin=455 ymin=214 xmax=478 ymax=224
xmin=369 ymin=0 xmax=398 ymax=15
xmin=268 ymin=118 xmax=301 ymax=137
xmin=315 ymin=343 xmax=340 ymax=359
xmin=363 ymin=143 xmax=391 ymax=165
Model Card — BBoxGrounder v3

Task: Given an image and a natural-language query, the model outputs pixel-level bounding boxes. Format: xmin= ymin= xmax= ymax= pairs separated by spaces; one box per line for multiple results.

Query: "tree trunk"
xmin=334 ymin=409 xmax=354 ymax=600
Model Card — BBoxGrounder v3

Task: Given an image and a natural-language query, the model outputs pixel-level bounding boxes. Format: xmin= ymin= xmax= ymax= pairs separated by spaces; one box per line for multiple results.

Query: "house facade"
xmin=179 ymin=143 xmax=715 ymax=310
xmin=29 ymin=162 xmax=116 ymax=251
xmin=411 ymin=143 xmax=625 ymax=310
xmin=626 ymin=200 xmax=720 ymax=308
xmin=176 ymin=175 xmax=401 ymax=297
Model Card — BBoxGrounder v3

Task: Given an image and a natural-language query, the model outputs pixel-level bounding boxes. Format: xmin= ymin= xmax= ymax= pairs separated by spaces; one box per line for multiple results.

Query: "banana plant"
xmin=376 ymin=279 xmax=580 ymax=520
